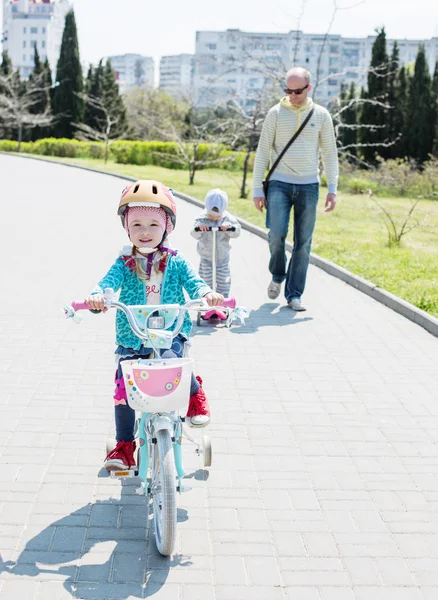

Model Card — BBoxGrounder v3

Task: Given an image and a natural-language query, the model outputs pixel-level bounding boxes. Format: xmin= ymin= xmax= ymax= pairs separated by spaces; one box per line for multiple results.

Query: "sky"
xmin=1 ymin=0 xmax=437 ymax=70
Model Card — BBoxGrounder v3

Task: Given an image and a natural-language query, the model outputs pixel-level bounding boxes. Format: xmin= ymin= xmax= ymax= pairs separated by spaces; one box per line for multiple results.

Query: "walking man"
xmin=253 ymin=67 xmax=339 ymax=311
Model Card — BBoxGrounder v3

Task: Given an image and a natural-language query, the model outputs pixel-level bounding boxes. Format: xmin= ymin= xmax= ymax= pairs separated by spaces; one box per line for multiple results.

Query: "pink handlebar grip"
xmin=71 ymin=301 xmax=91 ymax=311
xmin=221 ymin=297 xmax=236 ymax=309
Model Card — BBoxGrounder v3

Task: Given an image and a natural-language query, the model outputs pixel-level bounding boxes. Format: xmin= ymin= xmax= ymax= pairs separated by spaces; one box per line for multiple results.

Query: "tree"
xmin=143 ymin=99 xmax=234 ymax=185
xmin=123 ymin=87 xmax=188 ymax=141
xmin=52 ymin=9 xmax=84 ymax=138
xmin=225 ymin=89 xmax=276 ymax=198
xmin=360 ymin=27 xmax=390 ymax=163
xmin=74 ymin=59 xmax=127 ymax=160
xmin=83 ymin=61 xmax=104 ymax=131
xmin=74 ymin=91 xmax=126 ymax=162
xmin=1 ymin=51 xmax=13 ymax=76
xmin=0 ymin=51 xmax=14 ymax=138
xmin=29 ymin=47 xmax=52 ymax=140
xmin=405 ymin=45 xmax=434 ymax=164
xmin=391 ymin=66 xmax=409 ymax=158
xmin=386 ymin=41 xmax=400 ymax=157
xmin=335 ymin=82 xmax=358 ymax=161
xmin=134 ymin=58 xmax=146 ymax=87
xmin=431 ymin=61 xmax=438 ymax=156
xmin=0 ymin=71 xmax=53 ymax=150
xmin=100 ymin=60 xmax=126 ymax=138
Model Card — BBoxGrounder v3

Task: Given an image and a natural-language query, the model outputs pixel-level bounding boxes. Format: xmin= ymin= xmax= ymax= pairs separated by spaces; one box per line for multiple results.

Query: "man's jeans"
xmin=266 ymin=181 xmax=319 ymax=301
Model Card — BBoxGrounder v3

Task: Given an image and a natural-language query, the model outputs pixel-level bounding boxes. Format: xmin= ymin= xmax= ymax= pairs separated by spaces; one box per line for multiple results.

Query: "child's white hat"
xmin=205 ymin=188 xmax=228 ymax=215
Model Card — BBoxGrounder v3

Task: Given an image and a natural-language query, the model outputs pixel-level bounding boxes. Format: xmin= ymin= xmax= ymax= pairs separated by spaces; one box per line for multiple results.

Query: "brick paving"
xmin=0 ymin=154 xmax=437 ymax=599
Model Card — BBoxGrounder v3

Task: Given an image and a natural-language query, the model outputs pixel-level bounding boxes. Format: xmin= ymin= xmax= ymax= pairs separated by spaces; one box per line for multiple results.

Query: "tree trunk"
xmin=17 ymin=123 xmax=23 ymax=152
xmin=189 ymin=164 xmax=195 ymax=185
xmin=104 ymin=137 xmax=109 ymax=163
xmin=240 ymin=150 xmax=251 ymax=198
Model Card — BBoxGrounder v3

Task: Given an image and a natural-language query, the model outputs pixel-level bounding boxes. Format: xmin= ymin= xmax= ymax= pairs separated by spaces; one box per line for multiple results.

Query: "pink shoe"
xmin=186 ymin=376 xmax=211 ymax=427
xmin=104 ymin=440 xmax=136 ymax=471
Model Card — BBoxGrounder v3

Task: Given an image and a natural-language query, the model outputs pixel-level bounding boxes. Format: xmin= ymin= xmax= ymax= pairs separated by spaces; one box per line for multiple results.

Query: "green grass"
xmin=17 ymin=154 xmax=438 ymax=317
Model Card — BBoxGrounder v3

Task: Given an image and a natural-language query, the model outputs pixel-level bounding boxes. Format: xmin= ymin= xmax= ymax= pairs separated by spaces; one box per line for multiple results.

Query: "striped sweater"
xmin=253 ymin=98 xmax=339 ymax=197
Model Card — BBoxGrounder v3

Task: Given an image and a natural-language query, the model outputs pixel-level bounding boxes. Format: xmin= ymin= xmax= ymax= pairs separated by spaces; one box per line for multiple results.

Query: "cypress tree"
xmin=84 ymin=61 xmax=104 ymax=131
xmin=101 ymin=59 xmax=127 ymax=137
xmin=405 ymin=45 xmax=434 ymax=164
xmin=1 ymin=50 xmax=13 ymax=75
xmin=431 ymin=62 xmax=438 ymax=156
xmin=387 ymin=41 xmax=399 ymax=158
xmin=338 ymin=83 xmax=357 ymax=158
xmin=0 ymin=51 xmax=13 ymax=138
xmin=51 ymin=9 xmax=84 ymax=138
xmin=360 ymin=27 xmax=389 ymax=164
xmin=44 ymin=58 xmax=53 ymax=89
xmin=28 ymin=47 xmax=53 ymax=140
xmin=392 ymin=66 xmax=409 ymax=158
xmin=345 ymin=82 xmax=358 ymax=157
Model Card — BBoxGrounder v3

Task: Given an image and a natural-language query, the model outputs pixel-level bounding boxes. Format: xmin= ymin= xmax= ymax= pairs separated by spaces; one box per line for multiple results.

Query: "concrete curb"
xmin=3 ymin=151 xmax=438 ymax=338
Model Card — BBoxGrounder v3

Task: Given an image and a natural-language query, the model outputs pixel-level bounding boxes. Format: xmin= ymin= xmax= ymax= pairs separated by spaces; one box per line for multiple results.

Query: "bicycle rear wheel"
xmin=151 ymin=428 xmax=177 ymax=556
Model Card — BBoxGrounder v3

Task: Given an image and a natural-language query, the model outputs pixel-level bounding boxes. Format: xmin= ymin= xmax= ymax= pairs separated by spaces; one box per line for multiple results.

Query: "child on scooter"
xmin=191 ymin=189 xmax=241 ymax=296
xmin=84 ymin=180 xmax=223 ymax=471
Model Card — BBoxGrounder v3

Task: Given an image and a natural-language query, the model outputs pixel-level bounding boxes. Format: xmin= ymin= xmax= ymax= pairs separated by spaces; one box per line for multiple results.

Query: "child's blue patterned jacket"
xmin=92 ymin=249 xmax=211 ymax=351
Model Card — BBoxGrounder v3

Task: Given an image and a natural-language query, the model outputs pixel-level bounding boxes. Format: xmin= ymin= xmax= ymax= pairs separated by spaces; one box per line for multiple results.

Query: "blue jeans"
xmin=266 ymin=181 xmax=319 ymax=301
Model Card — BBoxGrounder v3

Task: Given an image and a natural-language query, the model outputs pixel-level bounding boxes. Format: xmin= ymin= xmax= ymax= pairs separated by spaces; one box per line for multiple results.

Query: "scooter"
xmin=194 ymin=226 xmax=236 ymax=327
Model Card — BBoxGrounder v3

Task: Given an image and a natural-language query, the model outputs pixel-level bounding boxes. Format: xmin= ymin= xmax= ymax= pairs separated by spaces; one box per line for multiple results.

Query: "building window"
xmin=23 ymin=27 xmax=27 ymax=33
xmin=42 ymin=27 xmax=46 ymax=34
xmin=30 ymin=27 xmax=38 ymax=34
xmin=42 ymin=41 xmax=46 ymax=49
xmin=206 ymin=43 xmax=216 ymax=50
xmin=23 ymin=55 xmax=26 ymax=62
xmin=31 ymin=40 xmax=37 ymax=48
xmin=23 ymin=41 xmax=26 ymax=48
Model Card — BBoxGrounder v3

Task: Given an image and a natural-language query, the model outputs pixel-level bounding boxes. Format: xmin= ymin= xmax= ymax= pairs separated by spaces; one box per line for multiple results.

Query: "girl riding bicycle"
xmin=84 ymin=180 xmax=223 ymax=471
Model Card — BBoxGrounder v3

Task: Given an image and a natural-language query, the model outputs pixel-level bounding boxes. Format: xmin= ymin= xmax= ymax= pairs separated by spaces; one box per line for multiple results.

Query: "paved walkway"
xmin=0 ymin=154 xmax=437 ymax=600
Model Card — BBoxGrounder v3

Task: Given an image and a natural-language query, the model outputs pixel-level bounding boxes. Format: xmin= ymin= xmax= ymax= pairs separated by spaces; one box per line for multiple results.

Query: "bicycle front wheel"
xmin=151 ymin=428 xmax=177 ymax=556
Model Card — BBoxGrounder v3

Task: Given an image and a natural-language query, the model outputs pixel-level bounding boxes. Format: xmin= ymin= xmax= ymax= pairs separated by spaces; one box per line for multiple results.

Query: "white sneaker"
xmin=288 ymin=298 xmax=307 ymax=311
xmin=267 ymin=280 xmax=282 ymax=300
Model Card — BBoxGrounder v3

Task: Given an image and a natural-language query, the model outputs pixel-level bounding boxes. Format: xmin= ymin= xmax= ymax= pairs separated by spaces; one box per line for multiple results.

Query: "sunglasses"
xmin=284 ymin=84 xmax=309 ymax=96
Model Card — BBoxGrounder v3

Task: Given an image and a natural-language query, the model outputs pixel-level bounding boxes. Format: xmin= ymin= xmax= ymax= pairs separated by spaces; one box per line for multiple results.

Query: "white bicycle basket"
xmin=121 ymin=357 xmax=194 ymax=413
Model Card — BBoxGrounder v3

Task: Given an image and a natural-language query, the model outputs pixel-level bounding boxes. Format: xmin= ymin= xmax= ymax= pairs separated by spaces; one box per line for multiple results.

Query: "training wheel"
xmin=202 ymin=435 xmax=212 ymax=467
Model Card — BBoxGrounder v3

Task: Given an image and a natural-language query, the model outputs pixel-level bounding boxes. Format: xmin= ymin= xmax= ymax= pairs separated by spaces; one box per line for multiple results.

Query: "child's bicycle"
xmin=64 ymin=290 xmax=246 ymax=556
xmin=194 ymin=225 xmax=237 ymax=327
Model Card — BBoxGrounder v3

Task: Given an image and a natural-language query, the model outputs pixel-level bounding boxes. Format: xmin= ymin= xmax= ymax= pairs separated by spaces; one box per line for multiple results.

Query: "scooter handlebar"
xmin=194 ymin=226 xmax=236 ymax=232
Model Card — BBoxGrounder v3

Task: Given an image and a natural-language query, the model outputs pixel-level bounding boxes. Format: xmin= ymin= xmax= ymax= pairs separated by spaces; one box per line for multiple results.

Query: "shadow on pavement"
xmin=0 ymin=477 xmax=195 ymax=598
xmin=193 ymin=302 xmax=313 ymax=337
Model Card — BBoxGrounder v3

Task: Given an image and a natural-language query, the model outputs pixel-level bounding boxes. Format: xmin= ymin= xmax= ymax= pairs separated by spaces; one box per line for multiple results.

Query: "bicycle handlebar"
xmin=194 ymin=226 xmax=236 ymax=232
xmin=68 ymin=296 xmax=237 ymax=342
xmin=71 ymin=297 xmax=236 ymax=313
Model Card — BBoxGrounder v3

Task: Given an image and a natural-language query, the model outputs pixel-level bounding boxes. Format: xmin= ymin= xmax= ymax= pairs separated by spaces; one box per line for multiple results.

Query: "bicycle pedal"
xmin=110 ymin=469 xmax=137 ymax=479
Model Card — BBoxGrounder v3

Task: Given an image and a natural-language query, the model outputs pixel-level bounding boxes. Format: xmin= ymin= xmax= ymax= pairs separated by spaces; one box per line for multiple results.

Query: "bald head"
xmin=285 ymin=67 xmax=311 ymax=85
xmin=284 ymin=67 xmax=312 ymax=107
